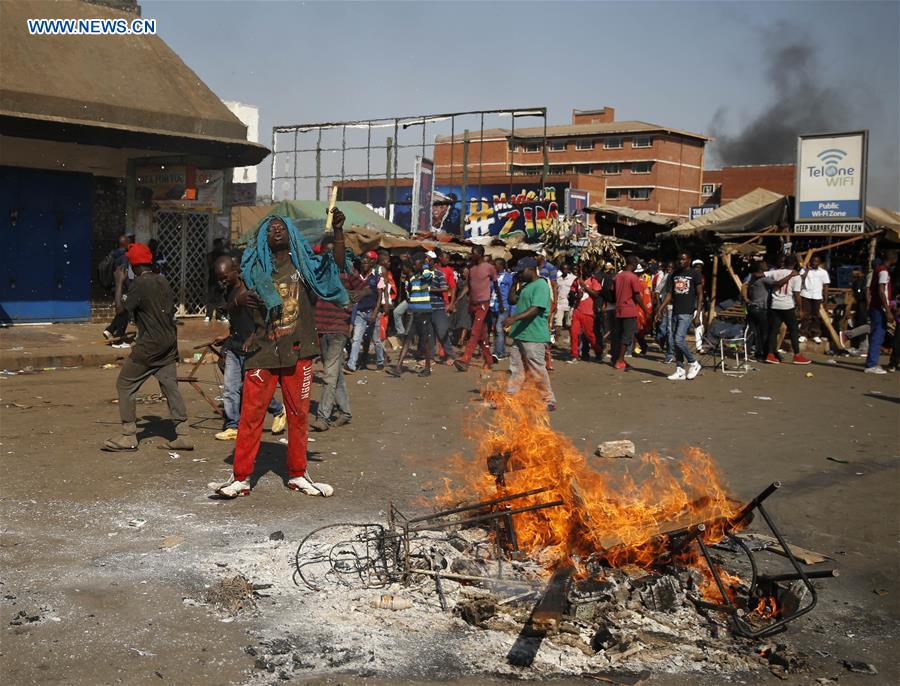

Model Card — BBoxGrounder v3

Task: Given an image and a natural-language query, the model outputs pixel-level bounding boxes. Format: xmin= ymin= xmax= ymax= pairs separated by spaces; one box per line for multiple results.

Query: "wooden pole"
xmin=708 ymin=254 xmax=719 ymax=324
xmin=722 ymin=252 xmax=743 ymax=292
xmin=324 ymin=185 xmax=338 ymax=230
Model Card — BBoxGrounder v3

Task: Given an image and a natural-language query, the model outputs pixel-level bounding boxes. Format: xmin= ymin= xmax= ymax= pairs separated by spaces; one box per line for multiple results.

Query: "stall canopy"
xmin=662 ymin=188 xmax=900 ymax=240
xmin=587 ymin=203 xmax=675 ymax=227
xmin=232 ymin=201 xmax=407 ymax=243
xmin=232 ymin=201 xmax=514 ymax=259
xmin=662 ymin=188 xmax=789 ymax=238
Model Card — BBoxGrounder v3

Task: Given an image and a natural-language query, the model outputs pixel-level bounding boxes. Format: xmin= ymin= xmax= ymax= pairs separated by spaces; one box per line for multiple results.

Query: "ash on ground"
xmin=212 ymin=524 xmax=787 ymax=682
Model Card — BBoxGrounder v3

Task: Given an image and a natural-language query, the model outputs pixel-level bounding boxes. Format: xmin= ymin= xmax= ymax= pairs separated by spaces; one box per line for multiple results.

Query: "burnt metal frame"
xmin=271 ymin=107 xmax=549 ymax=234
xmin=668 ymin=481 xmax=824 ymax=639
xmin=388 ymin=488 xmax=562 ymax=582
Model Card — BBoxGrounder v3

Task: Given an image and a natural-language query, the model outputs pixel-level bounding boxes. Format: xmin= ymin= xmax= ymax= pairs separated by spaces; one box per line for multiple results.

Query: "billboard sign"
xmin=565 ymin=189 xmax=590 ymax=216
xmin=689 ymin=204 xmax=718 ymax=221
xmin=795 ymin=131 xmax=867 ymax=232
xmin=136 ymin=166 xmax=225 ymax=213
xmin=409 ymin=156 xmax=435 ymax=235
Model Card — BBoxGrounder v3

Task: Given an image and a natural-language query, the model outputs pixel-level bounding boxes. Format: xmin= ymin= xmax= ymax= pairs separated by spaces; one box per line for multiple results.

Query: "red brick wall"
xmin=434 ymin=133 xmax=704 ymax=217
xmin=701 ymin=165 xmax=795 ymax=204
xmin=571 ymin=107 xmax=615 ymax=124
xmin=719 ymin=164 xmax=796 ymax=203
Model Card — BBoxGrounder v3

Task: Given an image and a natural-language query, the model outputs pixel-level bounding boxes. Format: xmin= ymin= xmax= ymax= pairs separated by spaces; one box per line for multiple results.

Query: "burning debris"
xmin=286 ymin=389 xmax=836 ymax=678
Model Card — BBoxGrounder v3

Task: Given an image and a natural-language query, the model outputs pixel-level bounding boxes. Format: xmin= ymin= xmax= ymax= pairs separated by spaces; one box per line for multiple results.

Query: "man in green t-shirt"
xmin=502 ymin=257 xmax=557 ymax=411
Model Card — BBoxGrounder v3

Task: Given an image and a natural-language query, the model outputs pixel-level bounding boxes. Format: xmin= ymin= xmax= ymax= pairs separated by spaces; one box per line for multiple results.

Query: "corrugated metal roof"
xmin=437 ymin=120 xmax=710 ymax=143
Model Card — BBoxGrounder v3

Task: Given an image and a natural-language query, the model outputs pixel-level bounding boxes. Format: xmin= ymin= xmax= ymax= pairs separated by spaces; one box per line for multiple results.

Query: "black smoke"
xmin=710 ymin=34 xmax=852 ymax=166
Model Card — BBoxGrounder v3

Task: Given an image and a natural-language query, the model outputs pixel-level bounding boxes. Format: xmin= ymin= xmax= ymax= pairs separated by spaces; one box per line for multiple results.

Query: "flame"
xmin=752 ymin=595 xmax=780 ymax=619
xmin=438 ymin=385 xmax=747 ymax=590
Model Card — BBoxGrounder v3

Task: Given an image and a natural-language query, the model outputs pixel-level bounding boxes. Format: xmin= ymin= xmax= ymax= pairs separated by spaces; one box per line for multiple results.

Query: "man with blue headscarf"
xmin=209 ymin=209 xmax=350 ymax=499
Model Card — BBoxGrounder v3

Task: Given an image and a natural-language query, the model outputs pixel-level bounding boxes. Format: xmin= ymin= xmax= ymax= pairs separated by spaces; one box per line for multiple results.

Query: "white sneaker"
xmin=864 ymin=366 xmax=887 ymax=375
xmin=209 ymin=474 xmax=251 ymax=498
xmin=204 ymin=316 xmax=211 ymax=323
xmin=798 ymin=335 xmax=807 ymax=343
xmin=667 ymin=367 xmax=687 ymax=381
xmin=686 ymin=360 xmax=702 ymax=380
xmin=112 ymin=342 xmax=131 ymax=349
xmin=813 ymin=336 xmax=822 ymax=344
xmin=566 ymin=358 xmax=579 ymax=364
xmin=287 ymin=475 xmax=334 ymax=497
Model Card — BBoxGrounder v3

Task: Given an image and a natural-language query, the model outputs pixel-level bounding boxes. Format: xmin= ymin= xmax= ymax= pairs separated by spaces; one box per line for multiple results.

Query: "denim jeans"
xmin=431 ymin=308 xmax=456 ymax=361
xmin=222 ymin=348 xmax=283 ymax=429
xmin=656 ymin=308 xmax=674 ymax=359
xmin=492 ymin=310 xmax=508 ymax=356
xmin=348 ymin=309 xmax=384 ymax=370
xmin=317 ymin=333 xmax=351 ymax=421
xmin=866 ymin=308 xmax=886 ymax=369
xmin=673 ymin=313 xmax=696 ymax=367
xmin=392 ymin=300 xmax=409 ymax=337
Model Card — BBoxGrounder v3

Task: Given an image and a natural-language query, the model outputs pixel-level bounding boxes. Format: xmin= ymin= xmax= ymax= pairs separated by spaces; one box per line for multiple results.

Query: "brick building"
xmin=433 ymin=107 xmax=709 ymax=219
xmin=701 ymin=164 xmax=796 ymax=206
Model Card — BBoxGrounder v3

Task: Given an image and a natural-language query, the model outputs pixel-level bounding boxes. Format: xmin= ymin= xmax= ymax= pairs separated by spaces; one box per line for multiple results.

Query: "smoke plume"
xmin=710 ymin=33 xmax=852 ymax=166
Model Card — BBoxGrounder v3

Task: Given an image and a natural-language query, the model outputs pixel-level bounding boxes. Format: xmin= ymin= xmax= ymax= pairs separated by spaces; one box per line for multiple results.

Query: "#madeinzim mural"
xmin=339 ymin=182 xmax=568 ymax=241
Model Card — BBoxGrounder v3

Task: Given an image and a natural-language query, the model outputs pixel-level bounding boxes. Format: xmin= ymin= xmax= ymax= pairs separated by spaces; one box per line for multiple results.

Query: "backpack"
xmin=97 ymin=252 xmax=116 ymax=290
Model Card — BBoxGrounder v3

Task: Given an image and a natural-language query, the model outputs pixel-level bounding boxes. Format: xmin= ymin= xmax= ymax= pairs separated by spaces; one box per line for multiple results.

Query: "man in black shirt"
xmin=103 ymin=243 xmax=192 ymax=451
xmin=211 ymin=256 xmax=286 ymax=441
xmin=205 ymin=238 xmax=227 ymax=322
xmin=656 ymin=252 xmax=704 ymax=381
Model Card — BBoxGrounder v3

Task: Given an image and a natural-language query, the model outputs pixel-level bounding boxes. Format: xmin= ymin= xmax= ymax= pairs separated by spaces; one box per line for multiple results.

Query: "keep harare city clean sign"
xmin=794 ymin=131 xmax=868 ymax=234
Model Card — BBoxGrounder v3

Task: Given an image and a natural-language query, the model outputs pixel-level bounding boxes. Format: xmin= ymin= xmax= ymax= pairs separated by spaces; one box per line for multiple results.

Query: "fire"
xmin=439 ymin=385 xmax=747 ymax=589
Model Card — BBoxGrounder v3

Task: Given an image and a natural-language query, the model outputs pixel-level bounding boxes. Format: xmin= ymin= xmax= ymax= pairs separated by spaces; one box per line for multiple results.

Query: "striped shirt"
xmin=407 ymin=267 xmax=434 ymax=312
xmin=314 ymin=272 xmax=362 ymax=335
xmin=429 ymin=267 xmax=448 ymax=311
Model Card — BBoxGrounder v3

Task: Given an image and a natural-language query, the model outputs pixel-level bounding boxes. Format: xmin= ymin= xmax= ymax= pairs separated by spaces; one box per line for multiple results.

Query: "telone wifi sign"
xmin=795 ymin=131 xmax=867 ymax=230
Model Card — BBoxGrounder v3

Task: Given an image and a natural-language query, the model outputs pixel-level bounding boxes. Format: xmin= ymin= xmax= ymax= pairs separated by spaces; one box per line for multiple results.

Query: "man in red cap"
xmin=103 ymin=242 xmax=192 ymax=451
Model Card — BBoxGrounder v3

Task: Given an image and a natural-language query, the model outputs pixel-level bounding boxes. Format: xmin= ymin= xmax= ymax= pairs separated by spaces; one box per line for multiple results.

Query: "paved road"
xmin=0 ymin=350 xmax=897 ymax=684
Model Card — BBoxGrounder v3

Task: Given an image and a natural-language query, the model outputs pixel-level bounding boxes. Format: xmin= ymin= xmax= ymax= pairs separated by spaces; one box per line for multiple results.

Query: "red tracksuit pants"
xmin=460 ymin=302 xmax=492 ymax=366
xmin=570 ymin=310 xmax=600 ymax=358
xmin=233 ymin=359 xmax=312 ymax=482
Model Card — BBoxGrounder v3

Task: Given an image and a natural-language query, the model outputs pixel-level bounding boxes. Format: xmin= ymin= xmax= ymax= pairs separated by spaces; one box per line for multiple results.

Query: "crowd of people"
xmin=100 ymin=209 xmax=900 ymax=501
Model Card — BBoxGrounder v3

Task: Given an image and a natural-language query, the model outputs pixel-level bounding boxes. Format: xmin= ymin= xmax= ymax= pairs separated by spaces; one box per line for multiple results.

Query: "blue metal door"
xmin=0 ymin=166 xmax=93 ymax=322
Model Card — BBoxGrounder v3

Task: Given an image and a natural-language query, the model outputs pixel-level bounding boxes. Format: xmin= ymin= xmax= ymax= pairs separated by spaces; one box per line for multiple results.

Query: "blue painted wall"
xmin=0 ymin=166 xmax=93 ymax=323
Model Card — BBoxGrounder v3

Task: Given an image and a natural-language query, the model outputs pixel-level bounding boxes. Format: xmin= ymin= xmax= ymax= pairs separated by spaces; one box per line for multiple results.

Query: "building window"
xmin=524 ymin=143 xmax=541 ymax=153
xmin=604 ymin=137 xmax=623 ymax=149
xmin=632 ymin=136 xmax=652 ymax=148
xmin=701 ymin=183 xmax=716 ymax=195
xmin=632 ymin=161 xmax=652 ymax=174
xmin=604 ymin=163 xmax=621 ymax=176
xmin=629 ymin=188 xmax=651 ymax=200
xmin=549 ymin=140 xmax=566 ymax=152
xmin=606 ymin=189 xmax=621 ymax=200
xmin=550 ymin=166 xmax=572 ymax=175
xmin=575 ymin=139 xmax=595 ymax=151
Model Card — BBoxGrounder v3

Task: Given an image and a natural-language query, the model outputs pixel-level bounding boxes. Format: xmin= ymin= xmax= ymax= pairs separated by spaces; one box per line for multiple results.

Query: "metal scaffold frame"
xmin=270 ymin=107 xmax=549 ymax=233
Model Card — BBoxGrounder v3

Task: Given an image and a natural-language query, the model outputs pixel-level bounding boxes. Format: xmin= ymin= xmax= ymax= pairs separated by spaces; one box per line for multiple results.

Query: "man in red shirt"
xmin=610 ymin=256 xmax=650 ymax=370
xmin=452 ymin=245 xmax=499 ymax=371
xmin=436 ymin=249 xmax=457 ymax=309
xmin=568 ymin=262 xmax=602 ymax=362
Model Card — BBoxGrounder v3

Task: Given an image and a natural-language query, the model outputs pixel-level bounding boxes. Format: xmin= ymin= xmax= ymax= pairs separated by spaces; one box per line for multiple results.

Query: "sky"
xmin=142 ymin=0 xmax=899 ymax=207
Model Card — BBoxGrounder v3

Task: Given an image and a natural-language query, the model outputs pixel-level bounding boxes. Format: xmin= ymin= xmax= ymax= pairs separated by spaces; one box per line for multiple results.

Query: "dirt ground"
xmin=0 ymin=339 xmax=898 ymax=685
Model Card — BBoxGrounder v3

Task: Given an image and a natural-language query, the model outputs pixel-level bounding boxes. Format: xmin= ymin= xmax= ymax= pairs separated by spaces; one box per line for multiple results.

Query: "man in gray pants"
xmin=502 ymin=257 xmax=557 ymax=411
xmin=103 ymin=243 xmax=192 ymax=451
